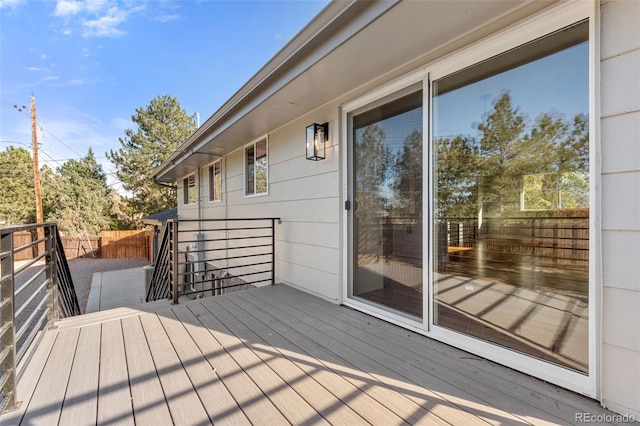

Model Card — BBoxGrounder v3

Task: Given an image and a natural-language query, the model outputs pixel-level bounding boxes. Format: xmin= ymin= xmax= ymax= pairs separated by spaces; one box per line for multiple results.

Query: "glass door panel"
xmin=352 ymin=89 xmax=423 ymax=318
xmin=432 ymin=21 xmax=589 ymax=372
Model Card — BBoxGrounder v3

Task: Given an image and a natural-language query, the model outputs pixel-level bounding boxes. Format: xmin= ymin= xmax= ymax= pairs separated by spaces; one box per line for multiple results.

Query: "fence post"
xmin=0 ymin=231 xmax=20 ymax=413
xmin=44 ymin=225 xmax=59 ymax=328
xmin=171 ymin=220 xmax=180 ymax=304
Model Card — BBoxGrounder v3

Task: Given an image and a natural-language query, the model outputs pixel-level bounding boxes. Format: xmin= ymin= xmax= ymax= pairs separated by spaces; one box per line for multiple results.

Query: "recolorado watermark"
xmin=575 ymin=412 xmax=636 ymax=423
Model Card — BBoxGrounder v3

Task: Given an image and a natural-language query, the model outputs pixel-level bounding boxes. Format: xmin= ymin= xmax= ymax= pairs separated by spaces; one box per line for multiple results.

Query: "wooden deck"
xmin=2 ymin=284 xmax=622 ymax=425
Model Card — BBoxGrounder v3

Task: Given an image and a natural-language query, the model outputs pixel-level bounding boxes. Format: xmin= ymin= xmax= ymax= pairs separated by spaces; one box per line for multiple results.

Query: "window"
xmin=245 ymin=137 xmax=268 ymax=196
xmin=209 ymin=160 xmax=222 ymax=202
xmin=183 ymin=174 xmax=196 ymax=205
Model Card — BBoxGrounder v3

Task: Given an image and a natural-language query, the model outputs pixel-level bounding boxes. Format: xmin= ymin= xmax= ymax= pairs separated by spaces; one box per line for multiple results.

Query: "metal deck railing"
xmin=0 ymin=223 xmax=80 ymax=413
xmin=146 ymin=218 xmax=280 ymax=304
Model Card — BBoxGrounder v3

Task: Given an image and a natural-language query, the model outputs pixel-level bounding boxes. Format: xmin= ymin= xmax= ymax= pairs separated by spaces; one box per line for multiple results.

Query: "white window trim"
xmin=183 ymin=174 xmax=196 ymax=206
xmin=244 ymin=136 xmax=269 ymax=197
xmin=341 ymin=0 xmax=599 ymax=398
xmin=208 ymin=159 xmax=223 ymax=203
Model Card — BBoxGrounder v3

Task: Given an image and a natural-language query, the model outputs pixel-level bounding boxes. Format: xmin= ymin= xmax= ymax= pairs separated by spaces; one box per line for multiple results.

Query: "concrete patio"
xmin=85 ymin=267 xmax=147 ymax=313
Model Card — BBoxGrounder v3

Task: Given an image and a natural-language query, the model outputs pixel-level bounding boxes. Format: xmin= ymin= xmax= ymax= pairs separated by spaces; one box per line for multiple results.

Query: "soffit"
xmin=157 ymin=0 xmax=547 ymax=182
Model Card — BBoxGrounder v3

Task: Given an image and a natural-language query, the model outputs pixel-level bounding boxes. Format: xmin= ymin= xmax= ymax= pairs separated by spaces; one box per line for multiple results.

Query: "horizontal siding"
xmin=600 ymin=0 xmax=640 ymax=417
xmin=602 ymin=230 xmax=640 ymax=292
xmin=601 ymin=172 xmax=640 ymax=230
xmin=601 ymin=112 xmax=640 ymax=174
xmin=226 ymin=197 xmax=341 ymax=223
xmin=179 ymin=104 xmax=343 ymax=301
xmin=279 ymin=241 xmax=339 ymax=276
xmin=601 ymin=0 xmax=640 ymax=59
xmin=601 ymin=49 xmax=640 ymax=117
xmin=277 ymin=261 xmax=340 ymax=301
xmin=278 ymin=221 xmax=340 ymax=249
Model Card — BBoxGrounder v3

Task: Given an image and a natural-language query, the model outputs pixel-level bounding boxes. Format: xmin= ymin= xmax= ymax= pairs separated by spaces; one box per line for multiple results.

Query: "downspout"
xmin=197 ymin=166 xmax=202 ymax=223
xmin=224 ymin=156 xmax=229 ymax=273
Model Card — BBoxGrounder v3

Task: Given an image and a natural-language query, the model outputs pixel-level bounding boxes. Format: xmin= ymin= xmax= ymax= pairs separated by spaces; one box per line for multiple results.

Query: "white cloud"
xmin=50 ymin=1 xmax=145 ymax=39
xmin=82 ymin=7 xmax=127 ymax=37
xmin=47 ymin=77 xmax=99 ymax=87
xmin=153 ymin=14 xmax=180 ymax=24
xmin=26 ymin=66 xmax=41 ymax=71
xmin=85 ymin=0 xmax=109 ymax=14
xmin=0 ymin=0 xmax=26 ymax=10
xmin=54 ymin=0 xmax=84 ymax=17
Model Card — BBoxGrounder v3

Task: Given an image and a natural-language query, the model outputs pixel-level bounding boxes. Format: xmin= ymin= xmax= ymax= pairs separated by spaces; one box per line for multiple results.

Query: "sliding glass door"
xmin=432 ymin=21 xmax=590 ymax=373
xmin=350 ymin=87 xmax=424 ymax=319
xmin=344 ymin=9 xmax=592 ymax=392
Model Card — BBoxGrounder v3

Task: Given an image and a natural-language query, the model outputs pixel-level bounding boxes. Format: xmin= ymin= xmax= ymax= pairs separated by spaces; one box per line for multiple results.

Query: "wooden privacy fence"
xmin=101 ymin=230 xmax=152 ymax=259
xmin=59 ymin=236 xmax=101 ymax=259
xmin=12 ymin=230 xmax=152 ymax=260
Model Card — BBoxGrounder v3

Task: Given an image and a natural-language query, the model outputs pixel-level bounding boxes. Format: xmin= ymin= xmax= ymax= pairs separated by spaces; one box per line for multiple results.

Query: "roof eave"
xmin=153 ymin=0 xmax=399 ymax=183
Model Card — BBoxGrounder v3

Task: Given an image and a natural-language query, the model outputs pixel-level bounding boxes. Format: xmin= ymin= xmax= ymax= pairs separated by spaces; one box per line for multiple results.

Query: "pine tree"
xmin=107 ymin=95 xmax=196 ymax=224
xmin=47 ymin=148 xmax=113 ymax=237
xmin=0 ymin=146 xmax=36 ymax=225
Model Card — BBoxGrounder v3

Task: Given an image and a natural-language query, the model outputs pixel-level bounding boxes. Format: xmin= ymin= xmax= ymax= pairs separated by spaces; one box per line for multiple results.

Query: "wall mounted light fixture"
xmin=306 ymin=122 xmax=328 ymax=161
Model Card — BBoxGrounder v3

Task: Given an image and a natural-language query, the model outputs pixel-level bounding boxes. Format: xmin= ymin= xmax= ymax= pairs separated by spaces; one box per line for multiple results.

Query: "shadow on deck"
xmin=1 ymin=284 xmax=620 ymax=425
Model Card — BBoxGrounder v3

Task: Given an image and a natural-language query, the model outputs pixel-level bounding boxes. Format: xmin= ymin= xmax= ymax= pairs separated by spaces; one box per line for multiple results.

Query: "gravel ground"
xmin=68 ymin=257 xmax=151 ymax=313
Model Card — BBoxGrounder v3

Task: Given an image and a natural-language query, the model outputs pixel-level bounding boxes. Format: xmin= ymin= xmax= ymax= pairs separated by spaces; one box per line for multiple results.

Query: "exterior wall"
xmin=180 ymin=103 xmax=342 ymax=302
xmin=170 ymin=0 xmax=640 ymax=415
xmin=600 ymin=0 xmax=640 ymax=417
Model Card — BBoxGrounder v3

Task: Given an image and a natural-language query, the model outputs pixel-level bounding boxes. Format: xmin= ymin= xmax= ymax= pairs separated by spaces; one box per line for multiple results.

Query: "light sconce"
xmin=306 ymin=122 xmax=328 ymax=161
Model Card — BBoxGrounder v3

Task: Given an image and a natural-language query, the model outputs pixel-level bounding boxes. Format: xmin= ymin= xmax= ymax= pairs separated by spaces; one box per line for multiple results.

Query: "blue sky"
xmin=0 ymin=0 xmax=328 ymax=190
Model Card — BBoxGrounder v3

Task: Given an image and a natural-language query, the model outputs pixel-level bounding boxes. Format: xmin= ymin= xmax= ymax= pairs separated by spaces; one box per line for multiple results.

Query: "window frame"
xmin=244 ymin=136 xmax=269 ymax=197
xmin=208 ymin=159 xmax=223 ymax=203
xmin=183 ymin=174 xmax=196 ymax=205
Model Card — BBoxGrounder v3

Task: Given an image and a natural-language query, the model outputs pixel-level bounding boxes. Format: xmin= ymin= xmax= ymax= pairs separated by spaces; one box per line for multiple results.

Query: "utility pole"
xmin=31 ymin=94 xmax=44 ymax=225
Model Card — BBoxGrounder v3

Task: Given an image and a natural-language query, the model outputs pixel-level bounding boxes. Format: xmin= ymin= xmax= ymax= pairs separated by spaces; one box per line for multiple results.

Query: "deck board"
xmin=202 ymin=295 xmax=369 ymax=426
xmin=155 ymin=306 xmax=252 ymax=425
xmin=264 ymin=285 xmax=565 ymax=425
xmin=138 ymin=312 xmax=211 ymax=425
xmin=2 ymin=283 xmax=625 ymax=426
xmin=20 ymin=328 xmax=79 ymax=426
xmin=177 ymin=301 xmax=291 ymax=425
xmin=236 ymin=289 xmax=507 ymax=425
xmin=58 ymin=324 xmax=101 ymax=426
xmin=120 ymin=315 xmax=173 ymax=425
xmin=219 ymin=291 xmax=445 ymax=426
xmin=189 ymin=300 xmax=329 ymax=426
xmin=98 ymin=319 xmax=134 ymax=426
xmin=269 ymin=285 xmax=609 ymax=419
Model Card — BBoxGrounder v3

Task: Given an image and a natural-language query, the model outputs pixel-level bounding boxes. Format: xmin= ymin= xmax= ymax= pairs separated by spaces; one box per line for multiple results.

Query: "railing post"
xmin=271 ymin=218 xmax=276 ymax=285
xmin=44 ymin=225 xmax=59 ymax=328
xmin=0 ymin=230 xmax=20 ymax=412
xmin=171 ymin=220 xmax=180 ymax=304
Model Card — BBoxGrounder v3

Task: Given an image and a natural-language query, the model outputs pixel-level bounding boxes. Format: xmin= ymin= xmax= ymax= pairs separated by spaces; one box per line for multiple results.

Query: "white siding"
xmin=185 ymin=104 xmax=342 ymax=302
xmin=600 ymin=0 xmax=640 ymax=417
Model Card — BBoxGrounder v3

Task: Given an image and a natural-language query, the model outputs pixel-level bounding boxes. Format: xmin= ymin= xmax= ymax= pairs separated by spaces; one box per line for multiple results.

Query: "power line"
xmin=36 ymin=114 xmax=86 ymax=158
xmin=3 ymin=97 xmax=92 ymax=159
